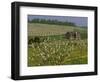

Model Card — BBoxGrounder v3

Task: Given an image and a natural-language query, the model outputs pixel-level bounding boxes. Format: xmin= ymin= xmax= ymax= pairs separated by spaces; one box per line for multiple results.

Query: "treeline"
xmin=28 ymin=19 xmax=76 ymax=26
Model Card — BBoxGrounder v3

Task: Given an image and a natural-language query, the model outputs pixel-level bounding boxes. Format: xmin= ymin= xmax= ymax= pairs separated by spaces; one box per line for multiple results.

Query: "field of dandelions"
xmin=28 ymin=23 xmax=88 ymax=66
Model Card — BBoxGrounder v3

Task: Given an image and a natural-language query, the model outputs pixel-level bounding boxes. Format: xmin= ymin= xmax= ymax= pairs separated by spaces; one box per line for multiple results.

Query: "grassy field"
xmin=28 ymin=23 xmax=88 ymax=67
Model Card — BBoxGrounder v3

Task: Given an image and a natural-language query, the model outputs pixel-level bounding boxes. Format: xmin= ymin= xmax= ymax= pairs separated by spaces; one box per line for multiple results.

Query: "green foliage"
xmin=28 ymin=23 xmax=88 ymax=66
xmin=33 ymin=36 xmax=40 ymax=43
xmin=29 ymin=18 xmax=76 ymax=27
xmin=28 ymin=38 xmax=34 ymax=45
xmin=28 ymin=36 xmax=88 ymax=66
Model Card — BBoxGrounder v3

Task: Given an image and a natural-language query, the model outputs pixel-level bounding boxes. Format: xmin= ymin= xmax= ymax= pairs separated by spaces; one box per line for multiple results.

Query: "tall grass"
xmin=28 ymin=37 xmax=87 ymax=66
xmin=28 ymin=23 xmax=88 ymax=67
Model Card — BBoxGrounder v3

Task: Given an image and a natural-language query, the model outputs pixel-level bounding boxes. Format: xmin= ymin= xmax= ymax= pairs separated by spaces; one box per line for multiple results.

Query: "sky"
xmin=28 ymin=15 xmax=88 ymax=27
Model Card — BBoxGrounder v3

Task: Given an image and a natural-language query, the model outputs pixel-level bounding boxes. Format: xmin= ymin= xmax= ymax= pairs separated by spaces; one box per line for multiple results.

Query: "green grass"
xmin=28 ymin=23 xmax=87 ymax=37
xmin=28 ymin=23 xmax=88 ymax=67
xmin=28 ymin=39 xmax=88 ymax=66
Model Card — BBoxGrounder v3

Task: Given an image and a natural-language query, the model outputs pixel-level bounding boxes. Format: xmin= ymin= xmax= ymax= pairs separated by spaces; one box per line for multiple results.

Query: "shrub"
xmin=33 ymin=36 xmax=41 ymax=43
xmin=28 ymin=38 xmax=34 ymax=45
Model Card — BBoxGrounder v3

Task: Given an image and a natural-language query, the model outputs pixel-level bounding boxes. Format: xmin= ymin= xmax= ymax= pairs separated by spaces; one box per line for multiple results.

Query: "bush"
xmin=28 ymin=38 xmax=34 ymax=45
xmin=33 ymin=36 xmax=41 ymax=43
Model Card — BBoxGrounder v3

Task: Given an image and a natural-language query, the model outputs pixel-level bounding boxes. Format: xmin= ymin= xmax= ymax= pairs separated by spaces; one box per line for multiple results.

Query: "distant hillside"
xmin=28 ymin=23 xmax=87 ymax=39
